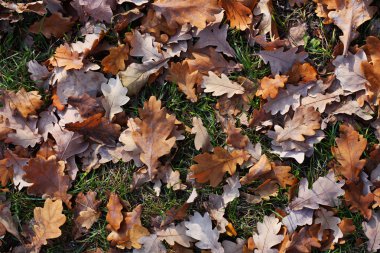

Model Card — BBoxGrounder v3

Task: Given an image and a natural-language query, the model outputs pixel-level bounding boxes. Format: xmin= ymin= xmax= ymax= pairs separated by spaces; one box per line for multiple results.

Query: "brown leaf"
xmin=106 ymin=193 xmax=124 ymax=231
xmin=101 ymin=44 xmax=129 ymax=75
xmin=32 ymin=199 xmax=66 ymax=248
xmin=275 ymin=106 xmax=321 ymax=142
xmin=266 ymin=163 xmax=298 ymax=188
xmin=202 ymin=71 xmax=245 ymax=98
xmin=4 ymin=88 xmax=43 ymax=118
xmin=226 ymin=121 xmax=249 ymax=149
xmin=0 ymin=201 xmax=21 ymax=241
xmin=252 ymin=214 xmax=284 ymax=252
xmin=240 ymin=154 xmax=271 ymax=185
xmin=107 ymin=204 xmax=150 ymax=249
xmin=331 ymin=124 xmax=367 ymax=182
xmin=256 ymin=74 xmax=287 ymax=99
xmin=67 ymin=93 xmax=105 ymax=119
xmin=287 ymin=62 xmax=318 ymax=83
xmin=49 ymin=44 xmax=83 ymax=70
xmin=161 ymin=203 xmax=190 ymax=227
xmin=167 ymin=62 xmax=199 ymax=102
xmin=362 ymin=36 xmax=380 ymax=107
xmin=328 ymin=1 xmax=377 ymax=55
xmin=338 ymin=218 xmax=355 ymax=235
xmin=0 ymin=159 xmax=13 ymax=187
xmin=287 ymin=224 xmax=321 ymax=253
xmin=29 ymin=12 xmax=75 ymax=38
xmin=74 ymin=191 xmax=101 ymax=237
xmin=344 ymin=181 xmax=373 ymax=220
xmin=152 ymin=0 xmax=221 ymax=29
xmin=23 ymin=155 xmax=72 ymax=208
xmin=132 ymin=96 xmax=177 ymax=179
xmin=219 ymin=0 xmax=253 ymax=30
xmin=190 ymin=146 xmax=250 ymax=187
xmin=65 ymin=113 xmax=121 ymax=147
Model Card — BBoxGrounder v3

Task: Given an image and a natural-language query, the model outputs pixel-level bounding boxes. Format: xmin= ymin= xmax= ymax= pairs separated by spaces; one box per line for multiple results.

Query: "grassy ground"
xmin=1 ymin=1 xmax=379 ymax=252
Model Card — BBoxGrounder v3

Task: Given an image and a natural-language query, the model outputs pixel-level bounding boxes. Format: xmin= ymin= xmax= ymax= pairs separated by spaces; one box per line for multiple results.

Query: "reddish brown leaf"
xmin=331 ymin=124 xmax=367 ymax=182
xmin=65 ymin=113 xmax=121 ymax=147
xmin=167 ymin=62 xmax=199 ymax=102
xmin=106 ymin=193 xmax=124 ymax=231
xmin=344 ymin=181 xmax=373 ymax=220
xmin=4 ymin=88 xmax=43 ymax=118
xmin=29 ymin=12 xmax=75 ymax=38
xmin=101 ymin=44 xmax=129 ymax=75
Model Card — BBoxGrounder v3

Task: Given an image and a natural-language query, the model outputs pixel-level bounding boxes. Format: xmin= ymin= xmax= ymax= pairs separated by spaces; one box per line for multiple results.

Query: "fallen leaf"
xmin=167 ymin=62 xmax=199 ymax=102
xmin=74 ymin=191 xmax=101 ymax=238
xmin=49 ymin=44 xmax=83 ymax=70
xmin=185 ymin=212 xmax=224 ymax=252
xmin=101 ymin=44 xmax=129 ymax=75
xmin=287 ymin=225 xmax=321 ymax=253
xmin=32 ymin=199 xmax=66 ymax=248
xmin=157 ymin=222 xmax=194 ymax=247
xmin=219 ymin=0 xmax=253 ymax=30
xmin=315 ymin=208 xmax=343 ymax=243
xmin=106 ymin=193 xmax=124 ymax=231
xmin=344 ymin=181 xmax=373 ymax=220
xmin=29 ymin=12 xmax=75 ymax=38
xmin=190 ymin=146 xmax=250 ymax=187
xmin=4 ymin=88 xmax=43 ymax=118
xmin=101 ymin=76 xmax=130 ymax=120
xmin=202 ymin=71 xmax=245 ymax=98
xmin=129 ymin=30 xmax=162 ymax=62
xmin=152 ymin=0 xmax=221 ymax=29
xmin=363 ymin=211 xmax=380 ymax=252
xmin=282 ymin=208 xmax=314 ymax=234
xmin=71 ymin=0 xmax=114 ymax=23
xmin=256 ymin=74 xmax=288 ymax=99
xmin=240 ymin=154 xmax=271 ymax=185
xmin=331 ymin=124 xmax=367 ymax=182
xmin=134 ymin=234 xmax=166 ymax=253
xmin=191 ymin=117 xmax=213 ymax=152
xmin=252 ymin=214 xmax=284 ymax=253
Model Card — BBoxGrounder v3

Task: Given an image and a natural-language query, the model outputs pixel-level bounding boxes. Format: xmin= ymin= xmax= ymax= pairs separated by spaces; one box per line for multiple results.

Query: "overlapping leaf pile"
xmin=1 ymin=0 xmax=380 ymax=252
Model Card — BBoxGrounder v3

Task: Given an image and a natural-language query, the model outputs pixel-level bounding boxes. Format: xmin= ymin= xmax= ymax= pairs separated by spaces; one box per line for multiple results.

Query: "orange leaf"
xmin=219 ymin=0 xmax=253 ymax=30
xmin=106 ymin=193 xmax=124 ymax=231
xmin=256 ymin=75 xmax=288 ymax=99
xmin=167 ymin=62 xmax=199 ymax=102
xmin=190 ymin=146 xmax=250 ymax=187
xmin=101 ymin=44 xmax=129 ymax=75
xmin=49 ymin=43 xmax=83 ymax=70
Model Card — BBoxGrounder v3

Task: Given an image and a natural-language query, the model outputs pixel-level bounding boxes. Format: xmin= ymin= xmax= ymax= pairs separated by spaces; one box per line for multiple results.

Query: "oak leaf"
xmin=287 ymin=225 xmax=321 ymax=253
xmin=252 ymin=214 xmax=284 ymax=253
xmin=256 ymin=75 xmax=287 ymax=99
xmin=49 ymin=44 xmax=83 ymax=70
xmin=287 ymin=62 xmax=317 ymax=83
xmin=23 ymin=155 xmax=72 ymax=208
xmin=157 ymin=222 xmax=195 ymax=247
xmin=0 ymin=201 xmax=21 ymax=241
xmin=134 ymin=234 xmax=166 ymax=253
xmin=240 ymin=154 xmax=271 ymax=185
xmin=190 ymin=146 xmax=250 ymax=187
xmin=362 ymin=36 xmax=380 ymax=107
xmin=331 ymin=124 xmax=367 ymax=182
xmin=219 ymin=0 xmax=252 ymax=30
xmin=71 ymin=0 xmax=114 ymax=23
xmin=129 ymin=30 xmax=162 ymax=62
xmin=191 ymin=117 xmax=212 ymax=152
xmin=328 ymin=0 xmax=377 ymax=55
xmin=101 ymin=44 xmax=129 ymax=75
xmin=167 ymin=62 xmax=199 ymax=102
xmin=152 ymin=0 xmax=221 ymax=29
xmin=67 ymin=93 xmax=105 ymax=119
xmin=344 ymin=181 xmax=373 ymax=219
xmin=363 ymin=211 xmax=380 ymax=252
xmin=101 ymin=76 xmax=130 ymax=120
xmin=257 ymin=47 xmax=307 ymax=75
xmin=29 ymin=12 xmax=75 ymax=38
xmin=73 ymin=191 xmax=101 ymax=238
xmin=290 ymin=171 xmax=344 ymax=210
xmin=65 ymin=113 xmax=121 ymax=147
xmin=226 ymin=122 xmax=249 ymax=149
xmin=132 ymin=96 xmax=177 ymax=179
xmin=32 ymin=199 xmax=66 ymax=247
xmin=185 ymin=212 xmax=223 ymax=252
xmin=4 ymin=88 xmax=43 ymax=118
xmin=274 ymin=106 xmax=321 ymax=142
xmin=315 ymin=208 xmax=343 ymax=243
xmin=202 ymin=71 xmax=245 ymax=98
xmin=282 ymin=209 xmax=314 ymax=234
xmin=106 ymin=193 xmax=124 ymax=231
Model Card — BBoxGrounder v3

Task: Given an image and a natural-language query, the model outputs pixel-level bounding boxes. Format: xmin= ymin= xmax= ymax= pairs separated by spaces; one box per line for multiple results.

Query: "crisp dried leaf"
xmin=282 ymin=209 xmax=314 ymax=234
xmin=240 ymin=154 xmax=271 ymax=185
xmin=219 ymin=0 xmax=253 ymax=30
xmin=363 ymin=211 xmax=380 ymax=252
xmin=167 ymin=62 xmax=199 ymax=102
xmin=331 ymin=124 xmax=367 ymax=182
xmin=191 ymin=117 xmax=212 ymax=152
xmin=152 ymin=0 xmax=221 ymax=29
xmin=32 ymin=199 xmax=66 ymax=247
xmin=29 ymin=12 xmax=75 ymax=38
xmin=157 ymin=222 xmax=194 ymax=247
xmin=328 ymin=0 xmax=377 ymax=55
xmin=185 ymin=212 xmax=223 ymax=252
xmin=256 ymin=75 xmax=287 ymax=99
xmin=290 ymin=171 xmax=345 ymax=210
xmin=257 ymin=47 xmax=307 ymax=75
xmin=252 ymin=214 xmax=284 ymax=253
xmin=49 ymin=44 xmax=83 ymax=70
xmin=101 ymin=76 xmax=130 ymax=120
xmin=71 ymin=0 xmax=114 ymax=23
xmin=202 ymin=71 xmax=245 ymax=98
xmin=4 ymin=88 xmax=43 ymax=118
xmin=129 ymin=30 xmax=162 ymax=62
xmin=106 ymin=193 xmax=124 ymax=231
xmin=134 ymin=234 xmax=166 ymax=253
xmin=101 ymin=44 xmax=129 ymax=75
xmin=132 ymin=96 xmax=176 ymax=179
xmin=344 ymin=181 xmax=373 ymax=219
xmin=190 ymin=146 xmax=250 ymax=187
xmin=287 ymin=225 xmax=321 ymax=253
xmin=315 ymin=208 xmax=343 ymax=243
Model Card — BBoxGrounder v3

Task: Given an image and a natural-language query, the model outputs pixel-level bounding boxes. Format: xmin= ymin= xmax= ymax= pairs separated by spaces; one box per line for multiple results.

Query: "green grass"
xmin=1 ymin=1 xmax=380 ymax=252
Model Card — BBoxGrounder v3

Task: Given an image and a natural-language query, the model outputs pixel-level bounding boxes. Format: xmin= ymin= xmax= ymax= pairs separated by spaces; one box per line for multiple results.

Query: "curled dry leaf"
xmin=190 ymin=146 xmax=250 ymax=187
xmin=106 ymin=193 xmax=124 ymax=231
xmin=191 ymin=117 xmax=212 ymax=152
xmin=4 ymin=88 xmax=43 ymax=118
